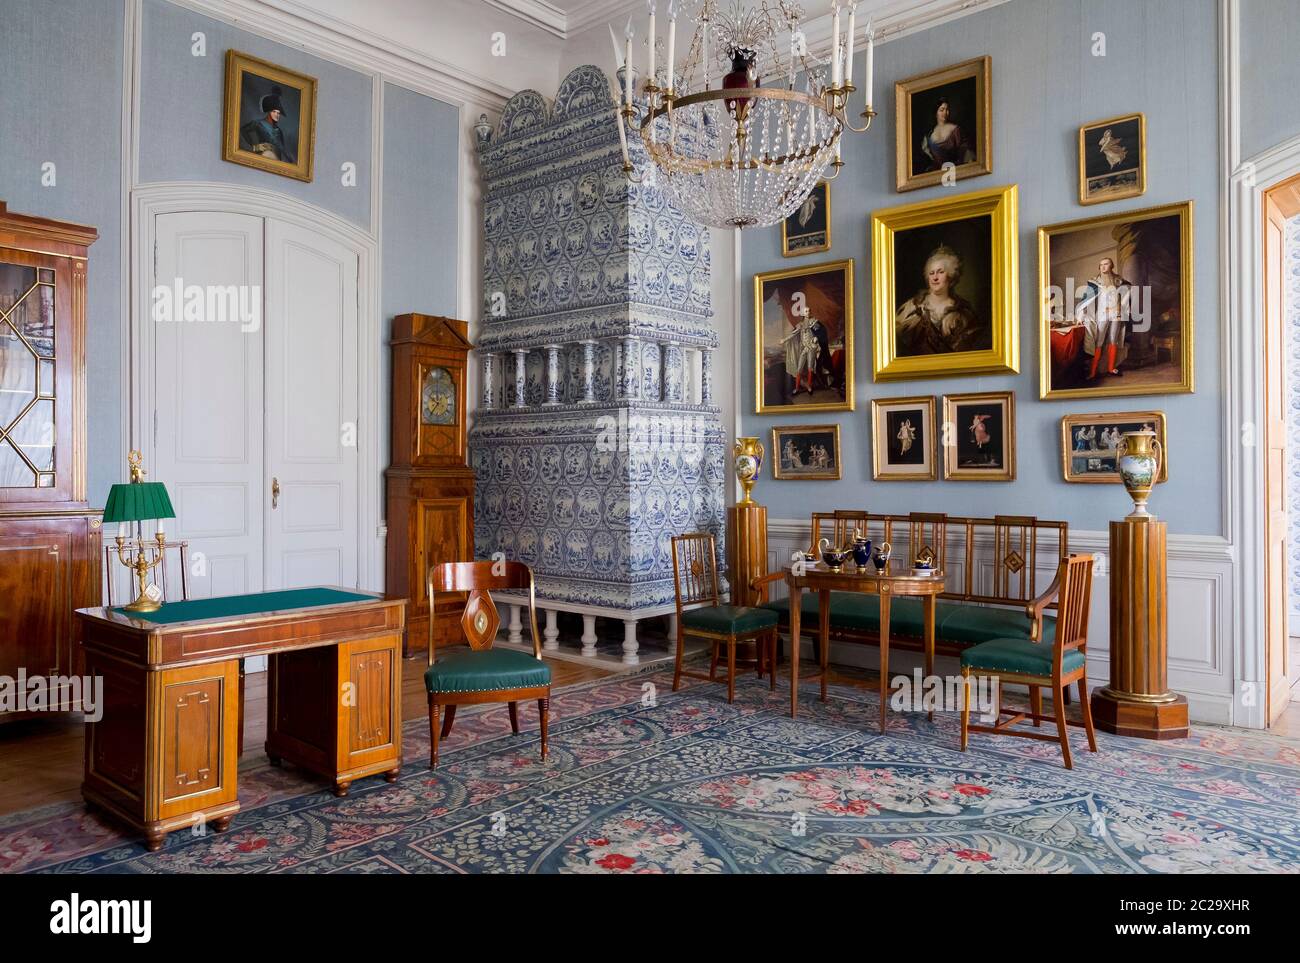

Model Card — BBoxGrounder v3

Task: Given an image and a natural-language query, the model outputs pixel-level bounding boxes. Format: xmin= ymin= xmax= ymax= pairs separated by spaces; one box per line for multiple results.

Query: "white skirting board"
xmin=764 ymin=519 xmax=1236 ymax=726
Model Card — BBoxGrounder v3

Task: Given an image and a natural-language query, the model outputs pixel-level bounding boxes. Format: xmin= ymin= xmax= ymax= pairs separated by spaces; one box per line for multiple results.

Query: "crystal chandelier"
xmin=613 ymin=0 xmax=876 ymax=229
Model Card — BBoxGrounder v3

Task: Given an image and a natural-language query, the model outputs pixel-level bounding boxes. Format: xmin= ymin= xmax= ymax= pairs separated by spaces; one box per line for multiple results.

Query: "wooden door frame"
xmin=1264 ymin=173 xmax=1300 ymax=722
xmin=129 ymin=183 xmax=382 ymax=592
xmin=1230 ymin=134 xmax=1300 ymax=728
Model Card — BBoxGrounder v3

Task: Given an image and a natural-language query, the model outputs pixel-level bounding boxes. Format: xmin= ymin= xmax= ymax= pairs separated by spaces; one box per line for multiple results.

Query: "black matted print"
xmin=943 ymin=391 xmax=1014 ymax=481
xmin=1079 ymin=113 xmax=1145 ymax=205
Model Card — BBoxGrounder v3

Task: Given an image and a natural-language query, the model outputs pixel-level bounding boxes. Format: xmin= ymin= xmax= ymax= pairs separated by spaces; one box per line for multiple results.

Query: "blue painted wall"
xmin=0 ymin=0 xmax=462 ymax=508
xmin=139 ymin=0 xmax=373 ymax=227
xmin=1239 ymin=0 xmax=1300 ymax=160
xmin=380 ymin=81 xmax=461 ymax=470
xmin=0 ymin=0 xmax=125 ymax=506
xmin=742 ymin=0 xmax=1225 ymax=535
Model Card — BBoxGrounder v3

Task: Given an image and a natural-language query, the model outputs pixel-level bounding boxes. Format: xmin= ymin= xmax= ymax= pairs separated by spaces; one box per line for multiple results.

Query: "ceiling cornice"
xmin=530 ymin=0 xmax=1010 ymax=47
xmin=481 ymin=0 xmax=570 ymax=38
xmin=164 ymin=0 xmax=513 ymax=112
xmin=563 ymin=0 xmax=643 ymax=36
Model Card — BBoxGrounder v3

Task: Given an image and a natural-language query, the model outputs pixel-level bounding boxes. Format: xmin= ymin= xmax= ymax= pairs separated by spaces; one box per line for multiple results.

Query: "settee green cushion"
xmin=762 ymin=592 xmax=925 ymax=637
xmin=762 ymin=593 xmax=1055 ymax=645
xmin=959 ymin=637 xmax=1085 ymax=676
xmin=937 ymin=603 xmax=1056 ymax=645
xmin=682 ymin=604 xmax=778 ymax=635
xmin=424 ymin=648 xmax=551 ymax=694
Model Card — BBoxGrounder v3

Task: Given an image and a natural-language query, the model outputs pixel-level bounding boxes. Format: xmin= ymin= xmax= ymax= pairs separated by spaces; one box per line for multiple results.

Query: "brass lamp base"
xmin=123 ymin=594 xmax=162 ymax=614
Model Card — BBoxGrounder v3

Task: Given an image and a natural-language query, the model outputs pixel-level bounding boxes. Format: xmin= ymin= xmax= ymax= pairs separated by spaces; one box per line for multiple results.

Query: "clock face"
xmin=421 ymin=366 xmax=456 ymax=426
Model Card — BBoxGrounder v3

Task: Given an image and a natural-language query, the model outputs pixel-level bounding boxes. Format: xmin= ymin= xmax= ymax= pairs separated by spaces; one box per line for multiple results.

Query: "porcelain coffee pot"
xmin=851 ymin=532 xmax=873 ymax=567
xmin=817 ymin=537 xmax=850 ymax=572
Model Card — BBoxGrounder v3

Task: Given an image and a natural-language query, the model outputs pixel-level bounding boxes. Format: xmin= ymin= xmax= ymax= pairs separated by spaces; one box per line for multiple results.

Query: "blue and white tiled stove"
xmin=472 ymin=66 xmax=726 ymax=664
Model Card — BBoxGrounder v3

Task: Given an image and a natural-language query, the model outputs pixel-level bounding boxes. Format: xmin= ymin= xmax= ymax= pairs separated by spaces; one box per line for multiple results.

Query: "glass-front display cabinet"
xmin=0 ymin=202 xmax=102 ymax=716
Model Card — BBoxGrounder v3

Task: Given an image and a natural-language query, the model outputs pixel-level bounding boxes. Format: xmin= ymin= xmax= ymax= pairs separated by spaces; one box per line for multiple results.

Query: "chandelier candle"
xmin=844 ymin=3 xmax=856 ymax=87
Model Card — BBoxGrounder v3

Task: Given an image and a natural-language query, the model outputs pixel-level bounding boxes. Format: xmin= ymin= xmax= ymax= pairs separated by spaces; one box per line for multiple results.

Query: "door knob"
xmin=271 ymin=477 xmax=280 ymax=509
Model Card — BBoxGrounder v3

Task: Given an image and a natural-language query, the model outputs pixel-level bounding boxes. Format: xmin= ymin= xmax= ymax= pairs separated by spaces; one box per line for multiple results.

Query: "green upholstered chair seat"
xmin=424 ymin=648 xmax=551 ymax=694
xmin=682 ymin=604 xmax=778 ymax=635
xmin=762 ymin=593 xmax=1055 ymax=645
xmin=959 ymin=637 xmax=1085 ymax=676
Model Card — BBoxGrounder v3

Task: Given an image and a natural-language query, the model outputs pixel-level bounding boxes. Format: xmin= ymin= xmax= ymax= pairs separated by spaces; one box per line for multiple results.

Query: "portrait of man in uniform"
xmin=223 ymin=50 xmax=317 ymax=182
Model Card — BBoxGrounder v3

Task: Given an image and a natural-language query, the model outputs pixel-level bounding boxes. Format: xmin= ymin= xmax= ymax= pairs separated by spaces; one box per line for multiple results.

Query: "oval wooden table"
xmin=784 ymin=561 xmax=947 ymax=732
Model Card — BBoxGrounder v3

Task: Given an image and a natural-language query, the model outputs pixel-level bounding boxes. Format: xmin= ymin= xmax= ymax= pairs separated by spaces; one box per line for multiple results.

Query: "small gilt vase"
xmin=1116 ymin=429 xmax=1163 ymax=518
xmin=733 ymin=437 xmax=764 ymax=505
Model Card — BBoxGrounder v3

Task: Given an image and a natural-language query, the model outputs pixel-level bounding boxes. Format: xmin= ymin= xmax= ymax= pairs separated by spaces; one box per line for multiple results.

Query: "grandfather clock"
xmin=386 ymin=314 xmax=474 ymax=657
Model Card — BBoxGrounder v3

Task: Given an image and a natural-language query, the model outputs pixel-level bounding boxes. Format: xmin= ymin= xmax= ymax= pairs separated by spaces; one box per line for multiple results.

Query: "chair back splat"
xmin=671 ymin=533 xmax=721 ymax=611
xmin=427 ymin=560 xmax=542 ymax=662
xmin=1055 ymin=553 xmax=1095 ymax=652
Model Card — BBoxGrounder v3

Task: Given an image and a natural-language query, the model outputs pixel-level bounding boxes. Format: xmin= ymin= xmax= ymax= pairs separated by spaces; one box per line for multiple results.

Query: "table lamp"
xmin=102 ymin=450 xmax=176 ymax=613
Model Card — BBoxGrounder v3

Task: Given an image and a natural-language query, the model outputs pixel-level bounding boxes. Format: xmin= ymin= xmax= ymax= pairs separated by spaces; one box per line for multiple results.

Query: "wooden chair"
xmin=671 ymin=533 xmax=778 ymax=703
xmin=960 ymin=553 xmax=1098 ymax=769
xmin=426 ymin=561 xmax=551 ymax=769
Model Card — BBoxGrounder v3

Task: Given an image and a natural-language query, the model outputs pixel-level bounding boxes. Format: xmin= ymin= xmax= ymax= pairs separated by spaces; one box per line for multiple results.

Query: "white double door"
xmin=151 ymin=210 xmax=360 ymax=597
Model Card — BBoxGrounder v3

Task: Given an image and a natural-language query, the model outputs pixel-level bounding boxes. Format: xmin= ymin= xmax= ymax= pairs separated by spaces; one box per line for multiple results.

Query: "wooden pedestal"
xmin=1091 ymin=517 xmax=1189 ymax=739
xmin=726 ymin=502 xmax=767 ymax=607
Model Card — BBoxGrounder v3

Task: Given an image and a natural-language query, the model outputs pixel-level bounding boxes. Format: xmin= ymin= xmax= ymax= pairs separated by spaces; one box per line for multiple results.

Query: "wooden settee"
xmin=754 ymin=511 xmax=1070 ymax=663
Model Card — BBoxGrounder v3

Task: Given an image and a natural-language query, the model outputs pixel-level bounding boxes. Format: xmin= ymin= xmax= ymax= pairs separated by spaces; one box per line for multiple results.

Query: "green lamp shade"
xmin=102 ymin=481 xmax=176 ymax=524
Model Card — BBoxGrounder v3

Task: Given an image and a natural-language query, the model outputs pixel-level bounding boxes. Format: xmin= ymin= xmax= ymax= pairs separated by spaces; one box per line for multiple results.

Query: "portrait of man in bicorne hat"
xmin=239 ymin=83 xmax=297 ymax=164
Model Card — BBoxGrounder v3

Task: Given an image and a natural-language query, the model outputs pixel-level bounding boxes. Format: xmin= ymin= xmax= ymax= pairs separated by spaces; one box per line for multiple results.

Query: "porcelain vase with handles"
xmin=1116 ymin=429 xmax=1163 ymax=518
xmin=733 ymin=437 xmax=764 ymax=505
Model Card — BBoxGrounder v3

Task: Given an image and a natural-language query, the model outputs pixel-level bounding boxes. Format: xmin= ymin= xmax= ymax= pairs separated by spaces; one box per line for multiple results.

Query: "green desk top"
xmin=113 ymin=587 xmax=378 ymax=625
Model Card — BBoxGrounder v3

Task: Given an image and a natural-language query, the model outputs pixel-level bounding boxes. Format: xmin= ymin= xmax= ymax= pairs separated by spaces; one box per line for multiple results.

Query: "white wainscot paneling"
xmin=763 ymin=519 xmax=1233 ymax=726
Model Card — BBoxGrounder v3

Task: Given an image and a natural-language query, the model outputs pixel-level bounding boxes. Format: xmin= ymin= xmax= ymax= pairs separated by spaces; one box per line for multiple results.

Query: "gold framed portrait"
xmin=943 ymin=391 xmax=1015 ymax=481
xmin=754 ymin=259 xmax=854 ymax=413
xmin=870 ymin=184 xmax=1018 ymax=381
xmin=870 ymin=395 xmax=937 ymax=481
xmin=771 ymin=424 xmax=842 ymax=480
xmin=222 ymin=50 xmax=317 ymax=182
xmin=781 ymin=181 xmax=831 ymax=257
xmin=895 ymin=55 xmax=992 ymax=193
xmin=1061 ymin=411 xmax=1168 ymax=483
xmin=1079 ymin=112 xmax=1146 ymax=205
xmin=1038 ymin=200 xmax=1193 ymax=400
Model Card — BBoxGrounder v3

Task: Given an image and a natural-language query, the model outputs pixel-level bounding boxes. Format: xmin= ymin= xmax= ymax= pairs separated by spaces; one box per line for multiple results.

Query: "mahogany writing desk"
xmin=77 ymin=587 xmax=405 ymax=851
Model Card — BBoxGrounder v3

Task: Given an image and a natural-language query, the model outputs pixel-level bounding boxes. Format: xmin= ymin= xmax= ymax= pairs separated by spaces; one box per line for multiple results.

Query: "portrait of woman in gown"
xmin=918 ymin=98 xmax=975 ymax=173
xmin=896 ymin=56 xmax=990 ymax=191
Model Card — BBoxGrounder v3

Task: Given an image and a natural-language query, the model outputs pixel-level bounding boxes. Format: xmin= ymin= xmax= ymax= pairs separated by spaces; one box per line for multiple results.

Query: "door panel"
xmin=153 ymin=212 xmax=265 ymax=599
xmin=263 ymin=220 xmax=359 ymax=590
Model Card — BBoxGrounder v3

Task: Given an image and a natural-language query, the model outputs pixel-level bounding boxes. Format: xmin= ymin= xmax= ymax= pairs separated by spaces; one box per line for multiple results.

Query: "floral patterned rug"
xmin=8 ymin=668 xmax=1300 ymax=874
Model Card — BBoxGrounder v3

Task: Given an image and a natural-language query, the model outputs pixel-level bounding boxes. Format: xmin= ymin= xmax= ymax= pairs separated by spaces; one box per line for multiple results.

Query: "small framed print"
xmin=1079 ymin=113 xmax=1145 ymax=205
xmin=782 ymin=181 xmax=831 ymax=256
xmin=870 ymin=395 xmax=936 ymax=481
xmin=223 ymin=50 xmax=317 ymax=182
xmin=772 ymin=424 xmax=842 ymax=480
xmin=943 ymin=391 xmax=1015 ymax=481
xmin=1061 ymin=411 xmax=1167 ymax=483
